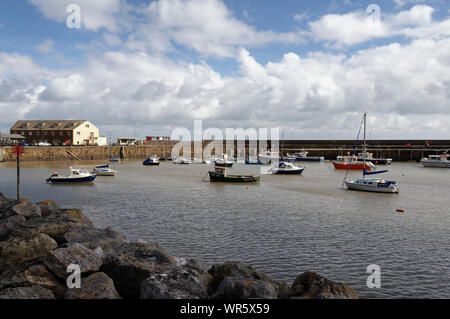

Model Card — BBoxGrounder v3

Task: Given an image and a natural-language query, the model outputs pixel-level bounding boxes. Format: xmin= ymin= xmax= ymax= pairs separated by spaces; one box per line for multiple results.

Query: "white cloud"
xmin=127 ymin=0 xmax=304 ymax=58
xmin=35 ymin=38 xmax=55 ymax=54
xmin=29 ymin=0 xmax=123 ymax=31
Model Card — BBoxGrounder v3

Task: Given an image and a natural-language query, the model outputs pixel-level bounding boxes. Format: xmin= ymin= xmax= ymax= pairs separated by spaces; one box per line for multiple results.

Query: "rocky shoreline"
xmin=0 ymin=192 xmax=357 ymax=299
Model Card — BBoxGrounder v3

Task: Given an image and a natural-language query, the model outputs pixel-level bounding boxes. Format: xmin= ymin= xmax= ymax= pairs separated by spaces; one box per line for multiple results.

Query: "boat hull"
xmin=92 ymin=170 xmax=116 ymax=176
xmin=344 ymin=181 xmax=398 ymax=193
xmin=271 ymin=168 xmax=304 ymax=175
xmin=209 ymin=172 xmax=259 ymax=183
xmin=214 ymin=161 xmax=233 ymax=167
xmin=421 ymin=160 xmax=450 ymax=168
xmin=49 ymin=175 xmax=97 ymax=184
xmin=332 ymin=161 xmax=372 ymax=170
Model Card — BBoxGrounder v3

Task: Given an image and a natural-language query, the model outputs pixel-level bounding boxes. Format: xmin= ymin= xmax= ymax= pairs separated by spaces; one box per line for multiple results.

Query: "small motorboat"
xmin=194 ymin=158 xmax=211 ymax=164
xmin=268 ymin=162 xmax=305 ymax=175
xmin=420 ymin=154 xmax=450 ymax=168
xmin=357 ymin=152 xmax=392 ymax=165
xmin=143 ymin=156 xmax=160 ymax=166
xmin=209 ymin=166 xmax=260 ymax=183
xmin=259 ymin=151 xmax=279 ymax=164
xmin=214 ymin=154 xmax=233 ymax=167
xmin=91 ymin=164 xmax=116 ymax=176
xmin=285 ymin=151 xmax=324 ymax=162
xmin=173 ymin=157 xmax=191 ymax=164
xmin=46 ymin=167 xmax=96 ymax=184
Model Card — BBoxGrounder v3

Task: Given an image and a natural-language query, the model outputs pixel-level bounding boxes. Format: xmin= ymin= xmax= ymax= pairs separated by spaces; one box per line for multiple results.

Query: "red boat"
xmin=332 ymin=161 xmax=374 ymax=170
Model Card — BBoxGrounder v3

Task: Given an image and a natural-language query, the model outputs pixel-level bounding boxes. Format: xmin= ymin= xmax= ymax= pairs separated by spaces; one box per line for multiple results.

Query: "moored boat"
xmin=46 ymin=168 xmax=96 ymax=184
xmin=209 ymin=166 xmax=260 ymax=183
xmin=259 ymin=151 xmax=279 ymax=164
xmin=357 ymin=152 xmax=392 ymax=165
xmin=333 ymin=155 xmax=374 ymax=170
xmin=268 ymin=162 xmax=305 ymax=175
xmin=420 ymin=154 xmax=450 ymax=168
xmin=173 ymin=157 xmax=191 ymax=164
xmin=286 ymin=151 xmax=324 ymax=162
xmin=143 ymin=156 xmax=160 ymax=166
xmin=343 ymin=113 xmax=399 ymax=194
xmin=214 ymin=154 xmax=233 ymax=167
xmin=91 ymin=164 xmax=116 ymax=176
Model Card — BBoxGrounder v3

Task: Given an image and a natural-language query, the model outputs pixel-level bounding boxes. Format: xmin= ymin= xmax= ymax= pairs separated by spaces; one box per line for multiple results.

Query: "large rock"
xmin=44 ymin=243 xmax=103 ymax=279
xmin=0 ymin=233 xmax=57 ymax=265
xmin=9 ymin=208 xmax=93 ymax=243
xmin=140 ymin=259 xmax=210 ymax=299
xmin=1 ymin=199 xmax=41 ymax=220
xmin=65 ymin=272 xmax=121 ymax=299
xmin=287 ymin=272 xmax=358 ymax=299
xmin=36 ymin=200 xmax=60 ymax=217
xmin=101 ymin=241 xmax=172 ymax=299
xmin=0 ymin=264 xmax=65 ymax=298
xmin=208 ymin=262 xmax=288 ymax=299
xmin=61 ymin=226 xmax=126 ymax=250
xmin=0 ymin=286 xmax=55 ymax=299
xmin=0 ymin=215 xmax=25 ymax=241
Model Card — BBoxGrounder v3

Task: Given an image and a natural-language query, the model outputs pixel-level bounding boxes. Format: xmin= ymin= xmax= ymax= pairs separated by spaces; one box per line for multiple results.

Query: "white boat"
xmin=173 ymin=157 xmax=191 ymax=164
xmin=344 ymin=113 xmax=399 ymax=194
xmin=143 ymin=156 xmax=160 ymax=166
xmin=268 ymin=162 xmax=305 ymax=175
xmin=259 ymin=151 xmax=279 ymax=164
xmin=214 ymin=154 xmax=233 ymax=167
xmin=420 ymin=154 xmax=450 ymax=168
xmin=91 ymin=164 xmax=116 ymax=176
xmin=194 ymin=158 xmax=211 ymax=164
xmin=47 ymin=167 xmax=96 ymax=184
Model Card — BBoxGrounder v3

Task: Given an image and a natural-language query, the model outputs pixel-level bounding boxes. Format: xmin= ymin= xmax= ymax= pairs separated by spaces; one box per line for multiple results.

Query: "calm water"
xmin=0 ymin=160 xmax=449 ymax=298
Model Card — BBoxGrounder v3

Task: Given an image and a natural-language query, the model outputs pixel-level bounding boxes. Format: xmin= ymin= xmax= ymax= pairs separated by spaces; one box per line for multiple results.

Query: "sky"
xmin=0 ymin=0 xmax=449 ymax=140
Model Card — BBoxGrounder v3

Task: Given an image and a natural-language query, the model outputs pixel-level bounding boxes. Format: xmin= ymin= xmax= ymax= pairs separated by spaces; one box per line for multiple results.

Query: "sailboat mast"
xmin=363 ymin=113 xmax=367 ymax=176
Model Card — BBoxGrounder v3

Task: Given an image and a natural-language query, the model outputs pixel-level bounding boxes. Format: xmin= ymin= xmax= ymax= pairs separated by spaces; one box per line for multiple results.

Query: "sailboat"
xmin=344 ymin=113 xmax=399 ymax=194
xmin=93 ymin=133 xmax=117 ymax=176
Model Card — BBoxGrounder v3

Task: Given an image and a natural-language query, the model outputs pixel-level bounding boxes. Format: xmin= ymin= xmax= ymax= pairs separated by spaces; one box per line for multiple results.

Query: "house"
xmin=117 ymin=138 xmax=137 ymax=146
xmin=10 ymin=120 xmax=106 ymax=146
xmin=0 ymin=133 xmax=26 ymax=146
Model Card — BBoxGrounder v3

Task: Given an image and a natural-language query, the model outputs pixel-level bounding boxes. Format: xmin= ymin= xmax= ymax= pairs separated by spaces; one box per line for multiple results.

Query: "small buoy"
xmin=396 ymin=209 xmax=405 ymax=213
xmin=246 ymin=187 xmax=249 ymax=190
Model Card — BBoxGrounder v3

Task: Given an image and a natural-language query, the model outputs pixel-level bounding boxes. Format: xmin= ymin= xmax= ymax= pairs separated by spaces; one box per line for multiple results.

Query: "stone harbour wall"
xmin=0 ymin=193 xmax=358 ymax=299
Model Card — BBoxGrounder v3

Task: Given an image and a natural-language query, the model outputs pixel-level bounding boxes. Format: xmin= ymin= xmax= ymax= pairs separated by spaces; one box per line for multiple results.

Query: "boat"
xmin=46 ymin=167 xmax=96 ymax=184
xmin=332 ymin=155 xmax=375 ymax=170
xmin=173 ymin=157 xmax=191 ymax=164
xmin=420 ymin=154 xmax=450 ymax=168
xmin=110 ymin=157 xmax=121 ymax=163
xmin=91 ymin=164 xmax=116 ymax=176
xmin=194 ymin=158 xmax=211 ymax=164
xmin=214 ymin=154 xmax=233 ymax=167
xmin=143 ymin=156 xmax=160 ymax=166
xmin=285 ymin=151 xmax=324 ymax=162
xmin=258 ymin=151 xmax=279 ymax=164
xmin=245 ymin=157 xmax=264 ymax=165
xmin=357 ymin=152 xmax=392 ymax=165
xmin=209 ymin=166 xmax=260 ymax=183
xmin=268 ymin=162 xmax=305 ymax=175
xmin=344 ymin=113 xmax=399 ymax=194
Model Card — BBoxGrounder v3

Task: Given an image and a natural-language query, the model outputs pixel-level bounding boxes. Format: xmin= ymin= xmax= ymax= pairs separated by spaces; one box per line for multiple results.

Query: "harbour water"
xmin=0 ymin=160 xmax=449 ymax=298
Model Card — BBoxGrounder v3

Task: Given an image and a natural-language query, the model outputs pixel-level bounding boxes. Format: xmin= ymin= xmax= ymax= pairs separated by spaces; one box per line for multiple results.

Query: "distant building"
xmin=117 ymin=138 xmax=137 ymax=146
xmin=146 ymin=136 xmax=171 ymax=141
xmin=10 ymin=120 xmax=105 ymax=146
xmin=0 ymin=133 xmax=26 ymax=146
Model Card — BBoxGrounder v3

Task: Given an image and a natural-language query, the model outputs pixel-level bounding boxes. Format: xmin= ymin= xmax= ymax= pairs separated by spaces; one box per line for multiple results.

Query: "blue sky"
xmin=0 ymin=0 xmax=449 ymax=139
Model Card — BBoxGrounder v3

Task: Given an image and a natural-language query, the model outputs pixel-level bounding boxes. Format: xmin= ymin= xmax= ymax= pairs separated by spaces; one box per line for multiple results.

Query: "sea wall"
xmin=0 ymin=193 xmax=358 ymax=299
xmin=2 ymin=139 xmax=447 ymax=162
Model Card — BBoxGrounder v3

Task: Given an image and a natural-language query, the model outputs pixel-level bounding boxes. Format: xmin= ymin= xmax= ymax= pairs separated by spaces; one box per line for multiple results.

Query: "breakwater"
xmin=1 ymin=139 xmax=448 ymax=162
xmin=0 ymin=193 xmax=357 ymax=299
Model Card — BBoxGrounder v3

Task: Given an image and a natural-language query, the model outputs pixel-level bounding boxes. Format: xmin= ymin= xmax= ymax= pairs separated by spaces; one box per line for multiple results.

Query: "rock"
xmin=65 ymin=272 xmax=121 ymax=299
xmin=208 ymin=262 xmax=285 ymax=299
xmin=287 ymin=272 xmax=358 ymax=299
xmin=0 ymin=233 xmax=57 ymax=265
xmin=9 ymin=208 xmax=93 ymax=243
xmin=61 ymin=226 xmax=126 ymax=250
xmin=140 ymin=260 xmax=210 ymax=299
xmin=0 ymin=286 xmax=55 ymax=299
xmin=0 ymin=215 xmax=25 ymax=241
xmin=101 ymin=241 xmax=172 ymax=298
xmin=5 ymin=199 xmax=41 ymax=220
xmin=0 ymin=264 xmax=65 ymax=298
xmin=44 ymin=243 xmax=103 ymax=280
xmin=36 ymin=200 xmax=60 ymax=217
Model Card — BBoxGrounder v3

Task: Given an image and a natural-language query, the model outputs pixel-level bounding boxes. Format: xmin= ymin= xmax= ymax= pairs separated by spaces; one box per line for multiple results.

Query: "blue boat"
xmin=143 ymin=156 xmax=160 ymax=166
xmin=46 ymin=168 xmax=97 ymax=184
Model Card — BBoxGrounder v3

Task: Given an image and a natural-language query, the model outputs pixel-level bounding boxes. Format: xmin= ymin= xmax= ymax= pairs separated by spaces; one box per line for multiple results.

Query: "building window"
xmin=29 ymin=132 xmax=32 ymax=136
xmin=85 ymin=124 xmax=89 ymax=128
xmin=90 ymin=132 xmax=94 ymax=138
xmin=77 ymin=132 xmax=81 ymax=135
